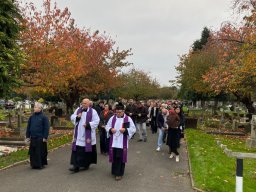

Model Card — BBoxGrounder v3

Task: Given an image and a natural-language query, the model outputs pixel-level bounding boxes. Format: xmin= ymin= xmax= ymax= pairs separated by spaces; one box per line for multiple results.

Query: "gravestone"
xmin=220 ymin=108 xmax=225 ymax=125
xmin=7 ymin=112 xmax=13 ymax=128
xmin=232 ymin=119 xmax=239 ymax=131
xmin=13 ymin=109 xmax=26 ymax=137
xmin=196 ymin=100 xmax=201 ymax=109
xmin=246 ymin=115 xmax=256 ymax=148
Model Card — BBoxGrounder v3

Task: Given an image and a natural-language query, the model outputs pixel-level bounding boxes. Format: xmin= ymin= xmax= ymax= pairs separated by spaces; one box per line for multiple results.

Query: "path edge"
xmin=185 ymin=134 xmax=205 ymax=192
xmin=0 ymin=142 xmax=71 ymax=172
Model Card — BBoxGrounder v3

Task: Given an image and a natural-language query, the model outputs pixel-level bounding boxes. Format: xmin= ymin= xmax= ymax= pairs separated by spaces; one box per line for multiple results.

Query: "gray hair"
xmin=34 ymin=102 xmax=43 ymax=109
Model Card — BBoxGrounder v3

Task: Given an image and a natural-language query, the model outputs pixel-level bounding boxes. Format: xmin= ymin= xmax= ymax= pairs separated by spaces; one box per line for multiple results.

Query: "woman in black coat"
xmin=99 ymin=104 xmax=114 ymax=155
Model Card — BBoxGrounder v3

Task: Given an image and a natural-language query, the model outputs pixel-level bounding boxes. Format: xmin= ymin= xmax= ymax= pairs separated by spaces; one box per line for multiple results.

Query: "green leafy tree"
xmin=114 ymin=69 xmax=160 ymax=100
xmin=157 ymin=86 xmax=178 ymax=100
xmin=192 ymin=27 xmax=210 ymax=51
xmin=177 ymin=28 xmax=212 ymax=102
xmin=0 ymin=0 xmax=24 ymax=97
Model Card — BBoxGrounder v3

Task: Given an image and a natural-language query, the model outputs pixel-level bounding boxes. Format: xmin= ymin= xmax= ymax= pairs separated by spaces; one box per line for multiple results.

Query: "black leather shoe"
xmin=81 ymin=166 xmax=89 ymax=171
xmin=69 ymin=167 xmax=79 ymax=173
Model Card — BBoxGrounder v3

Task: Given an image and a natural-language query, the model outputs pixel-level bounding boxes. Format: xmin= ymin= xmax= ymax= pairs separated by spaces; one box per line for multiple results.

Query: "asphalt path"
xmin=0 ymin=129 xmax=194 ymax=192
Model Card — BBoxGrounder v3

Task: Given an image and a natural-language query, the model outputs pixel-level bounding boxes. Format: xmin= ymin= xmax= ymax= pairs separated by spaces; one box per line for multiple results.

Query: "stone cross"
xmin=246 ymin=115 xmax=256 ymax=148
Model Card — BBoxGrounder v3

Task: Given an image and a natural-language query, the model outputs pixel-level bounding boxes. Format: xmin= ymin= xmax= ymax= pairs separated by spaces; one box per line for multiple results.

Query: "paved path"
xmin=0 ymin=130 xmax=194 ymax=192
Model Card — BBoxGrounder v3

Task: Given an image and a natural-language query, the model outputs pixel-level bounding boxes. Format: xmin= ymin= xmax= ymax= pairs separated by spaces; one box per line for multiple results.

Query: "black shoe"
xmin=81 ymin=166 xmax=89 ymax=171
xmin=137 ymin=139 xmax=143 ymax=142
xmin=32 ymin=166 xmax=44 ymax=169
xmin=69 ymin=167 xmax=80 ymax=173
xmin=40 ymin=165 xmax=45 ymax=169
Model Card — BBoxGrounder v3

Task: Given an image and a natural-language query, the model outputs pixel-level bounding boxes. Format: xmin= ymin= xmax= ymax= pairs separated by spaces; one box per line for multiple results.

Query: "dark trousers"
xmin=170 ymin=148 xmax=179 ymax=155
xmin=111 ymin=148 xmax=125 ymax=176
xmin=163 ymin=132 xmax=167 ymax=143
xmin=167 ymin=128 xmax=180 ymax=155
xmin=29 ymin=138 xmax=48 ymax=168
xmin=179 ymin=125 xmax=185 ymax=139
xmin=71 ymin=145 xmax=97 ymax=168
xmin=99 ymin=128 xmax=108 ymax=154
xmin=150 ymin=118 xmax=157 ymax=134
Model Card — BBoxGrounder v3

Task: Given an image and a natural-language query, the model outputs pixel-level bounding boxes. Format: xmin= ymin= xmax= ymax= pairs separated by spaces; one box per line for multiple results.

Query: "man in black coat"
xmin=135 ymin=101 xmax=148 ymax=142
xmin=125 ymin=99 xmax=136 ymax=124
xmin=26 ymin=102 xmax=50 ymax=169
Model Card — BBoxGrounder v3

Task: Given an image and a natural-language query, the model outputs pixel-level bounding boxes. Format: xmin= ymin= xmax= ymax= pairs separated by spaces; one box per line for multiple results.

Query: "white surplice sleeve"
xmin=105 ymin=116 xmax=114 ymax=132
xmin=127 ymin=116 xmax=136 ymax=139
xmin=70 ymin=107 xmax=79 ymax=125
xmin=89 ymin=108 xmax=100 ymax=130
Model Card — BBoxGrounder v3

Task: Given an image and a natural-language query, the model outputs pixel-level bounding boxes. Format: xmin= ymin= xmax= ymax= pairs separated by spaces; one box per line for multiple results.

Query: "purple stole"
xmin=109 ymin=115 xmax=129 ymax=163
xmin=72 ymin=107 xmax=93 ymax=152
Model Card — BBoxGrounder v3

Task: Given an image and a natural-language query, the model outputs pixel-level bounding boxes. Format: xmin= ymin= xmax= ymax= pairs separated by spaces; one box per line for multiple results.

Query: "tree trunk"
xmin=213 ymin=99 xmax=218 ymax=115
xmin=58 ymin=88 xmax=80 ymax=118
xmin=201 ymin=100 xmax=205 ymax=109
xmin=233 ymin=92 xmax=255 ymax=114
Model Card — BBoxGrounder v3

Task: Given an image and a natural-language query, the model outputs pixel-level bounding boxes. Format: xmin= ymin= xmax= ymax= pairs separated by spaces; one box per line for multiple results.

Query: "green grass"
xmin=186 ymin=129 xmax=256 ymax=192
xmin=0 ymin=134 xmax=72 ymax=169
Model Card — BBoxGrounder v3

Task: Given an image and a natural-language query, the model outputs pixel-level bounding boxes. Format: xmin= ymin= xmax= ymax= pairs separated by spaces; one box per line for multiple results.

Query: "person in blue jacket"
xmin=26 ymin=102 xmax=50 ymax=169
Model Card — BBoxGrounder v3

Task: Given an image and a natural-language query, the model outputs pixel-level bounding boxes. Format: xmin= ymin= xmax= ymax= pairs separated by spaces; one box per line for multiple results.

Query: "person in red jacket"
xmin=166 ymin=106 xmax=181 ymax=162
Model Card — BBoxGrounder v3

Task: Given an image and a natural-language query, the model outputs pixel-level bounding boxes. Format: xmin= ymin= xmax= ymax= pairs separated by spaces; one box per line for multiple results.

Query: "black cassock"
xmin=29 ymin=138 xmax=48 ymax=169
xmin=70 ymin=145 xmax=97 ymax=169
xmin=111 ymin=148 xmax=125 ymax=176
xmin=111 ymin=122 xmax=130 ymax=177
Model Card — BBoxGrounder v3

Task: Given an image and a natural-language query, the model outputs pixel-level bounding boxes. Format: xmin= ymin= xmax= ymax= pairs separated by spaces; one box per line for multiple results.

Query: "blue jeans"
xmin=136 ymin=122 xmax=147 ymax=139
xmin=157 ymin=128 xmax=165 ymax=148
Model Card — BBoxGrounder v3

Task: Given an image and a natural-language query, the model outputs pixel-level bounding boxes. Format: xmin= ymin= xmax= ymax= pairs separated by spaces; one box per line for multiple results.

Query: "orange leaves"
xmin=18 ymin=0 xmax=132 ymax=101
xmin=229 ymin=59 xmax=235 ymax=64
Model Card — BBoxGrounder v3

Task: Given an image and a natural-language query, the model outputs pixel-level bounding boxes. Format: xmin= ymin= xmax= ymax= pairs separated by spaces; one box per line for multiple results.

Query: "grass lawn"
xmin=0 ymin=134 xmax=72 ymax=169
xmin=186 ymin=129 xmax=256 ymax=192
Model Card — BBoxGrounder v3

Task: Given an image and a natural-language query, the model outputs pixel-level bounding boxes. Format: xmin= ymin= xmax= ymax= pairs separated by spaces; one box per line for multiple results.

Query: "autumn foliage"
xmin=17 ymin=0 xmax=131 ymax=112
xmin=177 ymin=0 xmax=256 ymax=113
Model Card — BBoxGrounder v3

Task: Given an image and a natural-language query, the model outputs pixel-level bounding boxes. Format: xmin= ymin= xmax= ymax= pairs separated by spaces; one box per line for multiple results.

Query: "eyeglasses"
xmin=116 ymin=111 xmax=123 ymax=114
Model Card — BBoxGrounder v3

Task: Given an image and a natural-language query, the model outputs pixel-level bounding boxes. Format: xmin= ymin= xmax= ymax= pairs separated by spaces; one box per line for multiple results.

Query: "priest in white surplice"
xmin=69 ymin=98 xmax=100 ymax=173
xmin=105 ymin=102 xmax=136 ymax=180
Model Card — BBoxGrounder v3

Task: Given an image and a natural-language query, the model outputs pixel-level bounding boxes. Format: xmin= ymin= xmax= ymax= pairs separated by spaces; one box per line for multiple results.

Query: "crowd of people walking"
xmin=25 ymin=98 xmax=186 ymax=181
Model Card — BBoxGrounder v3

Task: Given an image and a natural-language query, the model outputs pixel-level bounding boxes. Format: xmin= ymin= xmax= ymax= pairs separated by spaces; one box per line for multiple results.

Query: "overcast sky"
xmin=26 ymin=0 xmax=234 ymax=87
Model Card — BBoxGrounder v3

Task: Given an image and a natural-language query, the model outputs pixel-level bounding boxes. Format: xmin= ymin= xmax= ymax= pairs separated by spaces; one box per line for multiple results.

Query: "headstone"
xmin=220 ymin=108 xmax=224 ymax=124
xmin=246 ymin=115 xmax=256 ymax=148
xmin=51 ymin=115 xmax=59 ymax=126
xmin=196 ymin=101 xmax=201 ymax=109
xmin=7 ymin=112 xmax=13 ymax=128
xmin=14 ymin=113 xmax=22 ymax=134
xmin=232 ymin=119 xmax=238 ymax=131
xmin=55 ymin=108 xmax=63 ymax=117
xmin=13 ymin=109 xmax=26 ymax=137
xmin=218 ymin=101 xmax=223 ymax=107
